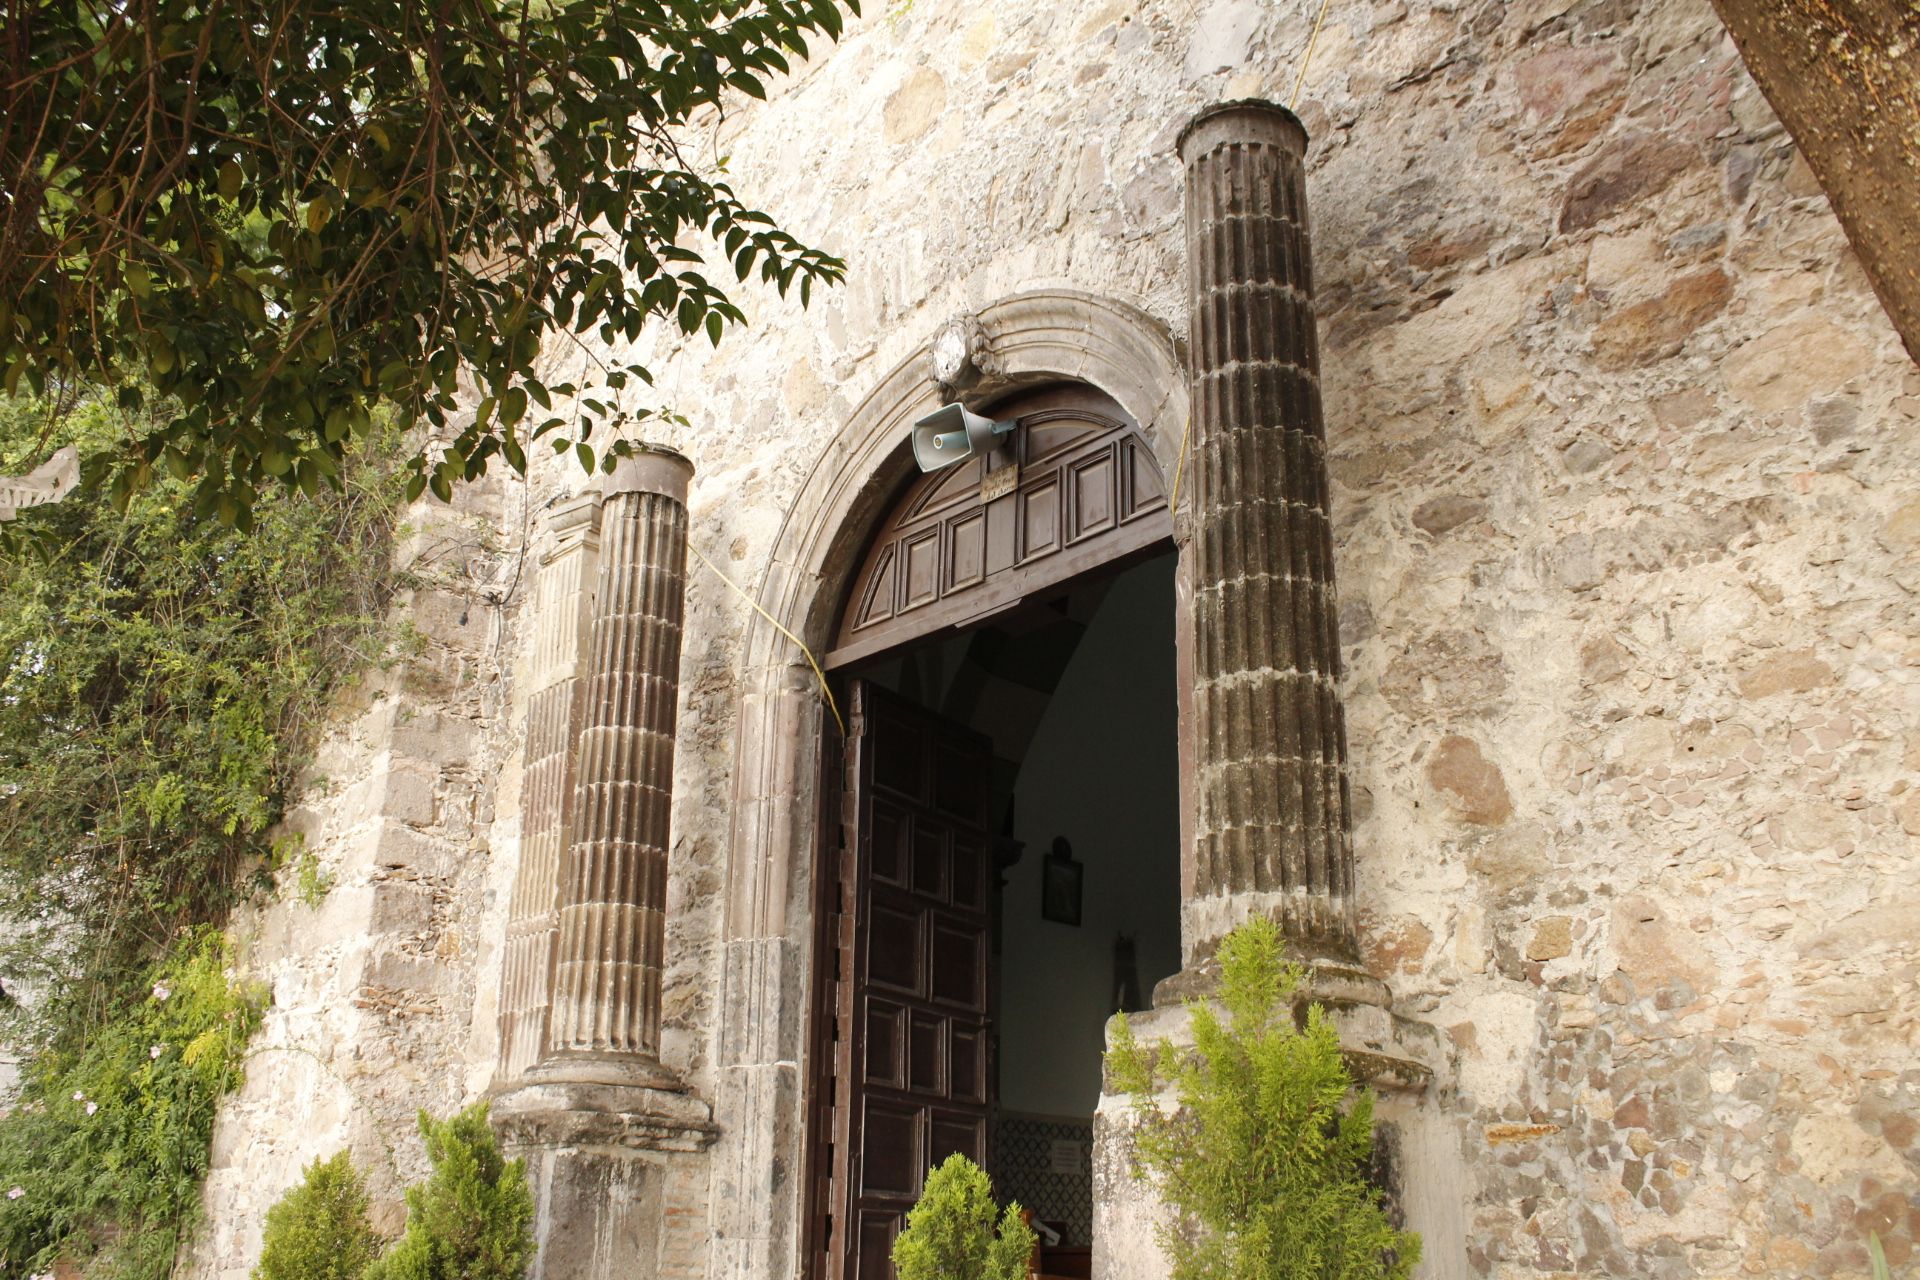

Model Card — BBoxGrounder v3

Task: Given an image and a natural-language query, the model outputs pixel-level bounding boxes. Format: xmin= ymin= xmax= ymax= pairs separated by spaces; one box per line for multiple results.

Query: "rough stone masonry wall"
xmin=187 ymin=483 xmax=524 ymax=1276
xmin=189 ymin=0 xmax=1918 ymax=1277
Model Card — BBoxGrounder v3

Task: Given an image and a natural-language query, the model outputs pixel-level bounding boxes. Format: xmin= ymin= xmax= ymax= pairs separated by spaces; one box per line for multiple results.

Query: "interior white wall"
xmin=1000 ymin=553 xmax=1181 ymax=1119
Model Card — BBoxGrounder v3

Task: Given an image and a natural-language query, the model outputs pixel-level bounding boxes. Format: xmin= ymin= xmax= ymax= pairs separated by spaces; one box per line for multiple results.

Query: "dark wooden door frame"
xmin=799 ymin=382 xmax=1193 ymax=1280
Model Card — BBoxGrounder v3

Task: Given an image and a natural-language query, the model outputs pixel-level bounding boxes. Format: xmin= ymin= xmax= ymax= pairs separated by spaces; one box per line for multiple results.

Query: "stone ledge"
xmin=1134 ymin=959 xmax=1451 ymax=1096
xmin=491 ymin=1079 xmax=718 ymax=1154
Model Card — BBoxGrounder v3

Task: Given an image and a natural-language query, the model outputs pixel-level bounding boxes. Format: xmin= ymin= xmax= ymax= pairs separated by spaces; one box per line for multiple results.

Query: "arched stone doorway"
xmin=707 ymin=291 xmax=1193 ymax=1280
xmin=810 ymin=382 xmax=1182 ymax=1280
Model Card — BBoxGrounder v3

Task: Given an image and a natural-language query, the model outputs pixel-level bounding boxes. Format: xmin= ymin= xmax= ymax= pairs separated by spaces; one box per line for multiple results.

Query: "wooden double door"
xmin=819 ymin=680 xmax=995 ymax=1280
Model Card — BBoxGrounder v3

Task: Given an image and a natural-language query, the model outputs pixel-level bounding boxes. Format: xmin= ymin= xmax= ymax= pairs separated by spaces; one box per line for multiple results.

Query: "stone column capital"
xmin=540 ymin=492 xmax=604 ymax=564
xmin=1176 ymin=98 xmax=1308 ymax=164
xmin=603 ymin=446 xmax=693 ymax=504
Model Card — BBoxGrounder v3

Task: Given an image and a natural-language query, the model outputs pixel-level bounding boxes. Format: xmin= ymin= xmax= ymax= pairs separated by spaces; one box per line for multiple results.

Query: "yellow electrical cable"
xmin=1168 ymin=414 xmax=1194 ymax=516
xmin=1291 ymin=0 xmax=1336 ymax=110
xmin=688 ymin=541 xmax=846 ymax=737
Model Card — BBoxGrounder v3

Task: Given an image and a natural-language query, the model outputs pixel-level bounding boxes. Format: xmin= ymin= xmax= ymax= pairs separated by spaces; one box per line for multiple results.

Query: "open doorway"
xmin=809 ymin=384 xmax=1182 ymax=1280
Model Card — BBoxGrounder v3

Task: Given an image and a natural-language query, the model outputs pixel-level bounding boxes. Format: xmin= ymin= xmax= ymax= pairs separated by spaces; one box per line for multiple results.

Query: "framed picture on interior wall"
xmin=1042 ymin=837 xmax=1082 ymax=927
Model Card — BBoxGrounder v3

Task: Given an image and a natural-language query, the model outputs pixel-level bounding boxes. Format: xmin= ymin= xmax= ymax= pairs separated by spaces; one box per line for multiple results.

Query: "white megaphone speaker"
xmin=911 ymin=404 xmax=1015 ymax=472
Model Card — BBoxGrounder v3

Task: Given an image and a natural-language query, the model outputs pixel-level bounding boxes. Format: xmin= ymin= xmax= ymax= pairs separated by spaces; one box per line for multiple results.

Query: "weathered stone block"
xmin=1560 ymin=133 xmax=1699 ymax=232
xmin=883 ymin=68 xmax=946 ymax=145
xmin=1590 ymin=268 xmax=1733 ymax=368
xmin=1723 ymin=316 xmax=1875 ymax=412
xmin=1428 ymin=735 xmax=1514 ymax=826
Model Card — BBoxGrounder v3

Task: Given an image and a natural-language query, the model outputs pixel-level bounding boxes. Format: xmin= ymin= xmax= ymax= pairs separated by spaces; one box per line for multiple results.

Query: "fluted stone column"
xmin=1097 ymin=104 xmax=1466 ymax=1280
xmin=539 ymin=448 xmax=692 ymax=1086
xmin=495 ymin=449 xmax=714 ymax=1280
xmin=1177 ymin=100 xmax=1357 ymax=965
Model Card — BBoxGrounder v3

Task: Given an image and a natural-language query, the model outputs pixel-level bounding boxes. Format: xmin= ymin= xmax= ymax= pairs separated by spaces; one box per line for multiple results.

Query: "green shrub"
xmin=890 ymin=1153 xmax=1035 ymax=1280
xmin=0 ymin=386 xmax=395 ymax=1272
xmin=365 ymin=1104 xmax=535 ymax=1280
xmin=0 ymin=388 xmax=399 ymax=1044
xmin=1106 ymin=917 xmax=1421 ymax=1280
xmin=0 ymin=930 xmax=265 ymax=1279
xmin=254 ymin=1152 xmax=382 ymax=1280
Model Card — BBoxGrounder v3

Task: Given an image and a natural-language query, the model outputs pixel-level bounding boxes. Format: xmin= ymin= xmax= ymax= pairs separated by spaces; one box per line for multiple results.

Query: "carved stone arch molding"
xmin=706 ymin=289 xmax=1189 ymax=1280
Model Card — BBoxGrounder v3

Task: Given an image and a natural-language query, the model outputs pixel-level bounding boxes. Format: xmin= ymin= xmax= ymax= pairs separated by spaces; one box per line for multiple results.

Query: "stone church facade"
xmin=187 ymin=2 xmax=1918 ymax=1279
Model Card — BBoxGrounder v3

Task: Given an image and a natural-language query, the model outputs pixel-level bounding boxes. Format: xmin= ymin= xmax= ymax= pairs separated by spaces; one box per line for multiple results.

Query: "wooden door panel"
xmin=865 ymin=1001 xmax=904 ymax=1088
xmin=951 ymin=1027 xmax=986 ymax=1104
xmin=933 ymin=743 xmax=987 ymax=819
xmin=860 ymin=1100 xmax=923 ymax=1196
xmin=870 ymin=805 xmax=909 ymax=885
xmin=830 ymin=680 xmax=994 ymax=1280
xmin=906 ymin=1011 xmax=945 ymax=1093
xmin=866 ymin=905 xmax=921 ymax=994
xmin=856 ymin=1215 xmax=899 ymax=1280
xmin=930 ymin=1111 xmax=985 ymax=1162
xmin=908 ymin=820 xmax=946 ymax=898
xmin=929 ymin=924 xmax=983 ymax=1006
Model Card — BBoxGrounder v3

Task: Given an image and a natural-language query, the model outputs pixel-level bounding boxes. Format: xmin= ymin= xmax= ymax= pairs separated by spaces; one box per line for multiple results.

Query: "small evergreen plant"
xmin=364 ymin=1104 xmax=535 ymax=1280
xmin=254 ymin=1151 xmax=381 ymax=1280
xmin=890 ymin=1154 xmax=1035 ymax=1280
xmin=1106 ymin=917 xmax=1421 ymax=1280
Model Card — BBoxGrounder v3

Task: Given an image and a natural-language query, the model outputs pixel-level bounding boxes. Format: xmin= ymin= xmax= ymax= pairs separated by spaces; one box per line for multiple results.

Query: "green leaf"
xmin=500 ymin=386 xmax=528 ymax=426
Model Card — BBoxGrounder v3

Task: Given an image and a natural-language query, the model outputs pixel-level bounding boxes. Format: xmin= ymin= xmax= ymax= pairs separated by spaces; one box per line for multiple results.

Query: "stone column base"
xmin=492 ymin=1081 xmax=718 ymax=1280
xmin=493 ymin=1077 xmax=717 ymax=1153
xmin=1154 ymin=957 xmax=1447 ymax=1092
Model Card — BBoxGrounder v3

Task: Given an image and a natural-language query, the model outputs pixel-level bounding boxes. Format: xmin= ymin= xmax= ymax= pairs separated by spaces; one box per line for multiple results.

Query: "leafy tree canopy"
xmin=0 ymin=0 xmax=858 ymax=527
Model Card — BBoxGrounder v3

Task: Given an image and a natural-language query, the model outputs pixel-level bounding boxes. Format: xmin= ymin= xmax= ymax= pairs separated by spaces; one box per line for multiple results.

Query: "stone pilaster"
xmin=541 ymin=449 xmax=693 ymax=1086
xmin=496 ymin=495 xmax=601 ymax=1084
xmin=1177 ymin=100 xmax=1357 ymax=965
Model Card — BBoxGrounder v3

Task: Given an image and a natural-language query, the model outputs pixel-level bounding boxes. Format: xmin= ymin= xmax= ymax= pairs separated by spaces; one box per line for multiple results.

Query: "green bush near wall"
xmin=0 ymin=931 xmax=265 ymax=1278
xmin=1107 ymin=917 xmax=1422 ymax=1280
xmin=364 ymin=1105 xmax=535 ymax=1280
xmin=0 ymin=387 xmax=400 ymax=1276
xmin=251 ymin=1105 xmax=536 ymax=1280
xmin=891 ymin=1153 xmax=1035 ymax=1280
xmin=254 ymin=1152 xmax=384 ymax=1280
